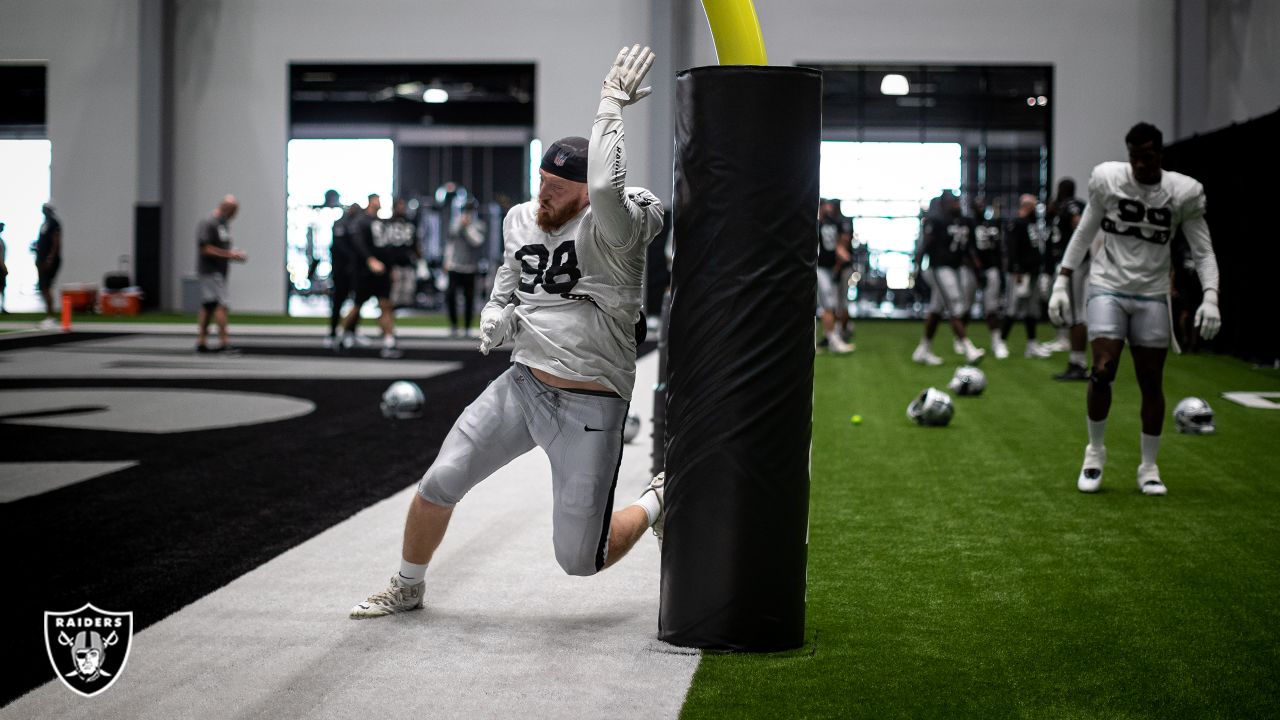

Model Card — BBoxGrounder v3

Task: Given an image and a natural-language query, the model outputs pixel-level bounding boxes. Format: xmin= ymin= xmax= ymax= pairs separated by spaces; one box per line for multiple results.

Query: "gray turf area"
xmin=0 ymin=388 xmax=315 ymax=433
xmin=0 ymin=349 xmax=699 ymax=718
xmin=0 ymin=335 xmax=463 ymax=380
xmin=0 ymin=461 xmax=139 ymax=503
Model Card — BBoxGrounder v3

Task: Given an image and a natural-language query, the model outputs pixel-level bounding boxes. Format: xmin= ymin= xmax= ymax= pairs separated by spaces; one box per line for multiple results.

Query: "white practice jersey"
xmin=485 ymin=103 xmax=664 ymax=400
xmin=1062 ymin=161 xmax=1216 ymax=297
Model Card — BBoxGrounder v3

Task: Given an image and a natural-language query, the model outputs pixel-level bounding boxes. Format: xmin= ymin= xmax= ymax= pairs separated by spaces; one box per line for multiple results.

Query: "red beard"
xmin=536 ymin=202 xmax=579 ymax=232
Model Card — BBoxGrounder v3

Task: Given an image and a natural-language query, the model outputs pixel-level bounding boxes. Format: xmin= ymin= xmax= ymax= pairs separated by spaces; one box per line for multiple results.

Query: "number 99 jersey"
xmin=494 ymin=191 xmax=664 ymax=400
xmin=1086 ymin=161 xmax=1206 ymax=296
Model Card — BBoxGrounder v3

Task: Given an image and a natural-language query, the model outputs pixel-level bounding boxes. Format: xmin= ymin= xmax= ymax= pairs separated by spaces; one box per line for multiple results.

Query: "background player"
xmin=912 ymin=192 xmax=985 ymax=366
xmin=1046 ymin=178 xmax=1090 ymax=379
xmin=817 ymin=199 xmax=854 ymax=353
xmin=969 ymin=194 xmax=1008 ymax=359
xmin=350 ymin=44 xmax=665 ymax=618
xmin=1049 ymin=122 xmax=1221 ymax=495
xmin=1003 ymin=194 xmax=1051 ymax=359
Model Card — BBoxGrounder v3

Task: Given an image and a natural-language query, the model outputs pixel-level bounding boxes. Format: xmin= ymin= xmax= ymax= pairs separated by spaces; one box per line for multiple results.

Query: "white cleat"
xmin=1137 ymin=463 xmax=1167 ymax=496
xmin=827 ymin=334 xmax=854 ymax=354
xmin=1025 ymin=341 xmax=1053 ymax=359
xmin=1077 ymin=444 xmax=1106 ymax=493
xmin=993 ymin=341 xmax=1010 ymax=360
xmin=964 ymin=345 xmax=986 ymax=365
xmin=1040 ymin=337 xmax=1070 ymax=353
xmin=953 ymin=339 xmax=966 ymax=356
xmin=644 ymin=472 xmax=666 ymax=547
xmin=912 ymin=345 xmax=944 ymax=366
xmin=350 ymin=575 xmax=425 ymax=619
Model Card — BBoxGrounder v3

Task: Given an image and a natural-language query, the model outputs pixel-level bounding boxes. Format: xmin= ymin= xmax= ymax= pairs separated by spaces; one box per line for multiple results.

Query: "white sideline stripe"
xmin=0 ymin=462 xmax=139 ymax=503
xmin=0 ymin=351 xmax=700 ymax=719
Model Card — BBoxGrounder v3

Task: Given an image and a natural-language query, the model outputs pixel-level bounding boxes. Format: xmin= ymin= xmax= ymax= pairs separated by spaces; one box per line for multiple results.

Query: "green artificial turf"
xmin=681 ymin=320 xmax=1280 ymax=719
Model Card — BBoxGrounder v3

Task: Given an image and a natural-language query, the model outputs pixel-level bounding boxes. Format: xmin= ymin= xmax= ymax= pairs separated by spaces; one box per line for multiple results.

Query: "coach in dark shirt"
xmin=195 ymin=195 xmax=247 ymax=352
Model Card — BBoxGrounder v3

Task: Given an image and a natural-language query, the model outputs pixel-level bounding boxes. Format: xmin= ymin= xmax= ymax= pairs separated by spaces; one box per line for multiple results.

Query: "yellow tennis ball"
xmin=850 ymin=414 xmax=862 ymax=425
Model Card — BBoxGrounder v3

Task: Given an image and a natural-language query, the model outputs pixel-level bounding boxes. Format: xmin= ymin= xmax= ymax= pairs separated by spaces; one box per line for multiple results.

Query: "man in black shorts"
xmin=34 ymin=204 xmax=62 ymax=328
xmin=340 ymin=194 xmax=403 ymax=358
xmin=326 ymin=203 xmax=361 ymax=349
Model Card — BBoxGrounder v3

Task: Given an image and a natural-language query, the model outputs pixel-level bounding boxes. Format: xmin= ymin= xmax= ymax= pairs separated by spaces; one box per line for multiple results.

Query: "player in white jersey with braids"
xmin=351 ymin=44 xmax=666 ymax=618
xmin=1049 ymin=122 xmax=1222 ymax=496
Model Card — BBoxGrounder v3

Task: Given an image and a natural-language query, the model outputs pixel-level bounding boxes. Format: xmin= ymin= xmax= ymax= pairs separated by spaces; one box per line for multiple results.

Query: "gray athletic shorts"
xmin=1086 ymin=285 xmax=1170 ymax=348
xmin=926 ymin=266 xmax=967 ymax=317
xmin=1005 ymin=274 xmax=1042 ymax=320
xmin=199 ymin=272 xmax=228 ymax=307
xmin=980 ymin=267 xmax=1003 ymax=316
xmin=417 ymin=363 xmax=629 ymax=576
xmin=816 ymin=268 xmax=839 ymax=312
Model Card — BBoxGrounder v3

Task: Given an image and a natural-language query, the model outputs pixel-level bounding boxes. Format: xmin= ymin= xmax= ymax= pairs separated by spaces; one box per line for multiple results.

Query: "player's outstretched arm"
xmin=588 ymin=44 xmax=660 ymax=250
xmin=1058 ymin=197 xmax=1103 ymax=277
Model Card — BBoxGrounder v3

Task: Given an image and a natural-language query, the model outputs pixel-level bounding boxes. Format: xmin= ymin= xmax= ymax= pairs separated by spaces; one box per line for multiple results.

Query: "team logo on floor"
xmin=44 ymin=604 xmax=134 ymax=697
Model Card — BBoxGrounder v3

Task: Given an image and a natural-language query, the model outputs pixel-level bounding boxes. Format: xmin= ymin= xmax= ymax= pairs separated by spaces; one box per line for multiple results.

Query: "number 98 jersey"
xmin=494 ymin=190 xmax=664 ymax=400
xmin=1087 ymin=161 xmax=1206 ymax=296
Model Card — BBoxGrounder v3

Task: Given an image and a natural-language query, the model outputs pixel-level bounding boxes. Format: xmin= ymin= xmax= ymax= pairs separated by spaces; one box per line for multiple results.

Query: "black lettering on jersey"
xmin=1101 ymin=198 xmax=1173 ymax=245
xmin=515 ymin=242 xmax=581 ymax=294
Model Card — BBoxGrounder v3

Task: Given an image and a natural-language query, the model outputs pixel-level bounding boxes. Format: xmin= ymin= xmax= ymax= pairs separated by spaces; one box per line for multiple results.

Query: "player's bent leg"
xmin=351 ymin=369 xmax=535 ymax=618
xmin=538 ymin=388 xmax=629 ymax=576
xmin=1086 ymin=338 xmax=1123 ymax=422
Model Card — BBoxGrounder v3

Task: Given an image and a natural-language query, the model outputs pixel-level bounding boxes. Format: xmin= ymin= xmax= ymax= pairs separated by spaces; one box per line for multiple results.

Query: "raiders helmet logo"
xmin=44 ymin=604 xmax=134 ymax=697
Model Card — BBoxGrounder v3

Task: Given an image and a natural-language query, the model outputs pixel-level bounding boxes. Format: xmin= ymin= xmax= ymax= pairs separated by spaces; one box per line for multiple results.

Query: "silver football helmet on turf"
xmin=1173 ymin=397 xmax=1215 ymax=434
xmin=948 ymin=365 xmax=987 ymax=396
xmin=381 ymin=380 xmax=425 ymax=419
xmin=907 ymin=387 xmax=954 ymax=427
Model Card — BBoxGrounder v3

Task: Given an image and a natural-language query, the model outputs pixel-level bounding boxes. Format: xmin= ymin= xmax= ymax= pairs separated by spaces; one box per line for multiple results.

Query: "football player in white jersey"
xmin=1049 ymin=123 xmax=1221 ymax=496
xmin=351 ymin=45 xmax=667 ymax=618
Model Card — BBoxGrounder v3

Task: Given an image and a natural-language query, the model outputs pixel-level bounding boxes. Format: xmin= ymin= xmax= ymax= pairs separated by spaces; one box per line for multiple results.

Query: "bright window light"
xmin=529 ymin=138 xmax=542 ymax=200
xmin=821 ymin=141 xmax=961 ymax=289
xmin=0 ymin=139 xmax=52 ymax=312
xmin=880 ymin=74 xmax=909 ymax=96
xmin=285 ymin=139 xmax=394 ymax=314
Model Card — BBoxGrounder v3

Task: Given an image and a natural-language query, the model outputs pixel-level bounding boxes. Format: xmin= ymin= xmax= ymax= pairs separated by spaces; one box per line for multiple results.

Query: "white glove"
xmin=601 ymin=44 xmax=655 ymax=107
xmin=1047 ymin=274 xmax=1071 ymax=326
xmin=1194 ymin=291 xmax=1221 ymax=340
xmin=478 ymin=303 xmax=516 ymax=355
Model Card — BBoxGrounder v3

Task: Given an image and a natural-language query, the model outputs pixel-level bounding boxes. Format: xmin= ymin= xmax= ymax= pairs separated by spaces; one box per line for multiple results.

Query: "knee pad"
xmin=202 ymin=301 xmax=220 ymax=313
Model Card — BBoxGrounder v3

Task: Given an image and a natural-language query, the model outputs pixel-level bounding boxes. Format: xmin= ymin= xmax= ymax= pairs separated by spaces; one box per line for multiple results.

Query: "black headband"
xmin=540 ymin=136 xmax=589 ymax=183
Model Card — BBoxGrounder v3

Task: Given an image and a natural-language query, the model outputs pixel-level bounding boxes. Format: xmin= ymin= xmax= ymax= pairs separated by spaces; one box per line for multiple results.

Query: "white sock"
xmin=1069 ymin=351 xmax=1087 ymax=366
xmin=398 ymin=559 xmax=427 ymax=585
xmin=918 ymin=337 xmax=933 ymax=351
xmin=383 ymin=334 xmax=396 ymax=348
xmin=1140 ymin=433 xmax=1161 ymax=467
xmin=961 ymin=337 xmax=978 ymax=352
xmin=631 ymin=491 xmax=661 ymax=527
xmin=1087 ymin=418 xmax=1107 ymax=449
